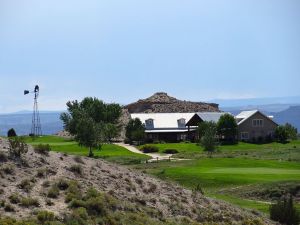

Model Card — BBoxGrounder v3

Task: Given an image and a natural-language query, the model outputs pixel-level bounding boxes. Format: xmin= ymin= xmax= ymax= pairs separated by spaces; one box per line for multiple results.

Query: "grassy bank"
xmin=24 ymin=136 xmax=150 ymax=164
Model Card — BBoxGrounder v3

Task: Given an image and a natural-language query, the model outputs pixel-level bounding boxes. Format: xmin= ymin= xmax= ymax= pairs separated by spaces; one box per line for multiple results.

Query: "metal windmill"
xmin=24 ymin=85 xmax=42 ymax=136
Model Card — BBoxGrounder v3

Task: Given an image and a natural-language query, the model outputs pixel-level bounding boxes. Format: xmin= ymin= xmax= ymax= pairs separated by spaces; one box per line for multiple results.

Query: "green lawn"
xmin=24 ymin=136 xmax=150 ymax=164
xmin=134 ymin=141 xmax=300 ymax=214
xmin=140 ymin=140 xmax=300 ymax=161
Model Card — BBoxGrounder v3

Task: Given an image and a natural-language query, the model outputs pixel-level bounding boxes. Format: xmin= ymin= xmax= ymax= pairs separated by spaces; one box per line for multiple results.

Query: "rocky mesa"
xmin=124 ymin=92 xmax=220 ymax=113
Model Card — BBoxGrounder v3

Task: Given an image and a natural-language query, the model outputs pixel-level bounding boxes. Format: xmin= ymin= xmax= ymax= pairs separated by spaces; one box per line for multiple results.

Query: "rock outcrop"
xmin=124 ymin=92 xmax=220 ymax=113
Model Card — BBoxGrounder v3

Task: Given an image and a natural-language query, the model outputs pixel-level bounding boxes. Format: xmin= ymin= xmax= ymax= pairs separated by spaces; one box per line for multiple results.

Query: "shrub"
xmin=71 ymin=207 xmax=89 ymax=220
xmin=37 ymin=210 xmax=55 ymax=223
xmin=56 ymin=179 xmax=69 ymax=190
xmin=69 ymin=199 xmax=86 ymax=209
xmin=1 ymin=164 xmax=15 ymax=175
xmin=42 ymin=180 xmax=51 ymax=188
xmin=270 ymin=195 xmax=300 ymax=225
xmin=84 ymin=188 xmax=99 ymax=200
xmin=4 ymin=203 xmax=15 ymax=212
xmin=135 ymin=178 xmax=143 ymax=185
xmin=0 ymin=200 xmax=5 ymax=207
xmin=140 ymin=145 xmax=159 ymax=153
xmin=8 ymin=137 xmax=28 ymax=160
xmin=9 ymin=193 xmax=21 ymax=204
xmin=47 ymin=185 xmax=60 ymax=199
xmin=7 ymin=128 xmax=17 ymax=137
xmin=34 ymin=144 xmax=51 ymax=155
xmin=0 ymin=151 xmax=7 ymax=162
xmin=148 ymin=183 xmax=157 ymax=193
xmin=36 ymin=168 xmax=48 ymax=178
xmin=65 ymin=181 xmax=82 ymax=203
xmin=85 ymin=196 xmax=107 ymax=216
xmin=193 ymin=184 xmax=204 ymax=195
xmin=18 ymin=179 xmax=32 ymax=192
xmin=163 ymin=149 xmax=178 ymax=154
xmin=73 ymin=155 xmax=85 ymax=164
xmin=20 ymin=197 xmax=40 ymax=207
xmin=69 ymin=164 xmax=83 ymax=175
xmin=45 ymin=198 xmax=54 ymax=206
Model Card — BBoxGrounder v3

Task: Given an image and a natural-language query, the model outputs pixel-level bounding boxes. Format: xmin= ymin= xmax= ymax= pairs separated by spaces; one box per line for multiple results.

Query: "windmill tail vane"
xmin=24 ymin=85 xmax=42 ymax=136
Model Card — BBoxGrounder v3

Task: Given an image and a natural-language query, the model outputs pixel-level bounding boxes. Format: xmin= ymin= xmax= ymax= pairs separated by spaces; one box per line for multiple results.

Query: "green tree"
xmin=75 ymin=116 xmax=103 ymax=157
xmin=125 ymin=118 xmax=145 ymax=144
xmin=270 ymin=195 xmax=299 ymax=225
xmin=275 ymin=125 xmax=289 ymax=143
xmin=284 ymin=123 xmax=298 ymax=140
xmin=196 ymin=121 xmax=209 ymax=141
xmin=7 ymin=128 xmax=17 ymax=137
xmin=60 ymin=97 xmax=122 ymax=156
xmin=103 ymin=123 xmax=120 ymax=143
xmin=217 ymin=114 xmax=238 ymax=144
xmin=199 ymin=121 xmax=218 ymax=156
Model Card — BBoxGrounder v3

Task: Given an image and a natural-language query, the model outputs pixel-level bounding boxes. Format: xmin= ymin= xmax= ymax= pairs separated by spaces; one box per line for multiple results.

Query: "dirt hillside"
xmin=0 ymin=138 xmax=274 ymax=224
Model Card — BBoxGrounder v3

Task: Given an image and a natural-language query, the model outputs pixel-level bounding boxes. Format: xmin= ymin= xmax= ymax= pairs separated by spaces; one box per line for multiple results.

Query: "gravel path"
xmin=114 ymin=142 xmax=188 ymax=162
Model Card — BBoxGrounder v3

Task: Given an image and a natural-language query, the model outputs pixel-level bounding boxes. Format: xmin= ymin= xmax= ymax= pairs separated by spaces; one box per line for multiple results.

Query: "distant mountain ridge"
xmin=272 ymin=106 xmax=300 ymax=131
xmin=125 ymin=92 xmax=220 ymax=113
xmin=215 ymin=95 xmax=300 ymax=108
xmin=0 ymin=112 xmax=63 ymax=136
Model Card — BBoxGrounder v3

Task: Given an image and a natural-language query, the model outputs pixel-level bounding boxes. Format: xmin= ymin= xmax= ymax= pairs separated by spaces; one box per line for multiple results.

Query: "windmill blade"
xmin=24 ymin=90 xmax=30 ymax=95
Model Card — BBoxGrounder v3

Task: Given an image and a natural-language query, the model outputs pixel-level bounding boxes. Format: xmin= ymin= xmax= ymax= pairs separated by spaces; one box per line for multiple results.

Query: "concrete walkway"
xmin=114 ymin=143 xmax=174 ymax=162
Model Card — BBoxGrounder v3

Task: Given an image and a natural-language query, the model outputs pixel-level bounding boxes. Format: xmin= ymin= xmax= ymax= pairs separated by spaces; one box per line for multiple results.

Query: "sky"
xmin=0 ymin=0 xmax=299 ymax=113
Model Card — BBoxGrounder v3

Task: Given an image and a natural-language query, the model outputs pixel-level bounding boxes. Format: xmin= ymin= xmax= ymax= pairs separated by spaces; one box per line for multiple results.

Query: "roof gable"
xmin=185 ymin=112 xmax=227 ymax=126
xmin=196 ymin=112 xmax=228 ymax=123
xmin=236 ymin=110 xmax=278 ymax=126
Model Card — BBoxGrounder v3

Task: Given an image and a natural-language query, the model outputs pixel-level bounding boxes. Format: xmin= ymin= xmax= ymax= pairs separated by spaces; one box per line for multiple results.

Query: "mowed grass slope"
xmin=139 ymin=158 xmax=300 ymax=188
xmin=135 ymin=141 xmax=300 ymax=213
xmin=24 ymin=136 xmax=150 ymax=164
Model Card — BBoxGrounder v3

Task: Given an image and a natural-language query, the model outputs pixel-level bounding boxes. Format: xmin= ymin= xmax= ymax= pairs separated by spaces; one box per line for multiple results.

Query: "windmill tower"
xmin=24 ymin=85 xmax=42 ymax=136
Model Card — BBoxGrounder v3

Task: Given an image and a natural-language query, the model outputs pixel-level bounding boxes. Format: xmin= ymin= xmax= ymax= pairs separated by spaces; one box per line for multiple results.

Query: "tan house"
xmin=236 ymin=110 xmax=278 ymax=141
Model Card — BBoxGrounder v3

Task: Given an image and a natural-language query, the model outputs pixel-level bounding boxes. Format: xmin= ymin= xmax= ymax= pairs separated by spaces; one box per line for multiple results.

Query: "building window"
xmin=240 ymin=132 xmax=249 ymax=140
xmin=252 ymin=119 xmax=263 ymax=127
xmin=177 ymin=118 xmax=186 ymax=128
xmin=145 ymin=119 xmax=154 ymax=129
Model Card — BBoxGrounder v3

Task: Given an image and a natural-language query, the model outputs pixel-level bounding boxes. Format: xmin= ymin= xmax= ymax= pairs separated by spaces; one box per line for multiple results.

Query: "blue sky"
xmin=0 ymin=0 xmax=299 ymax=113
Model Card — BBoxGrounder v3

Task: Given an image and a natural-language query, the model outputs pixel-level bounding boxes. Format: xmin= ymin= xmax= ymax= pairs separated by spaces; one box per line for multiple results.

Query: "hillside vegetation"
xmin=0 ymin=137 xmax=273 ymax=224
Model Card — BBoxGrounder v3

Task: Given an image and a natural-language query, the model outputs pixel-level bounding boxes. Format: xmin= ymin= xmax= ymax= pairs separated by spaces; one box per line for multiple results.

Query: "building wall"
xmin=146 ymin=132 xmax=188 ymax=142
xmin=238 ymin=112 xmax=277 ymax=141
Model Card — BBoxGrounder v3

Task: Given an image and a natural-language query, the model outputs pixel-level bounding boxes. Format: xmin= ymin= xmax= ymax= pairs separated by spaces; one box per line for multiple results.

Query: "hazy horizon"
xmin=0 ymin=94 xmax=300 ymax=115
